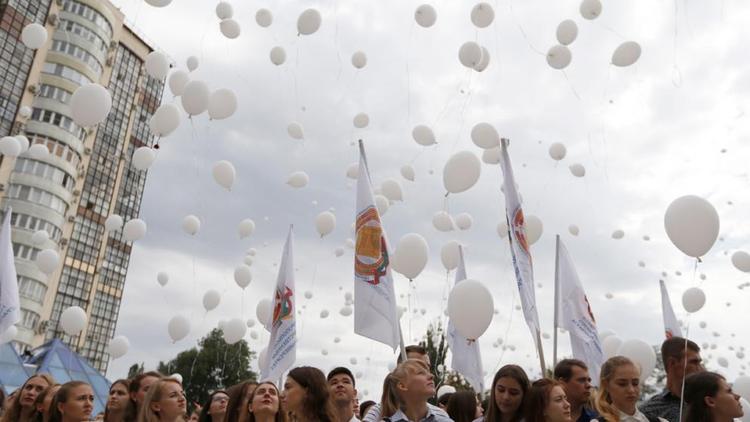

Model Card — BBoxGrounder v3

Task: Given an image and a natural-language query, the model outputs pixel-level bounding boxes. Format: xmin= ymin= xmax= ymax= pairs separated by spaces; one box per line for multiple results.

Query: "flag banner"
xmin=0 ymin=208 xmax=21 ymax=335
xmin=354 ymin=142 xmax=401 ymax=350
xmin=263 ymin=226 xmax=296 ymax=381
xmin=555 ymin=237 xmax=604 ymax=384
xmin=659 ymin=279 xmax=683 ymax=339
xmin=498 ymin=140 xmax=542 ymax=350
xmin=447 ymin=245 xmax=484 ymax=392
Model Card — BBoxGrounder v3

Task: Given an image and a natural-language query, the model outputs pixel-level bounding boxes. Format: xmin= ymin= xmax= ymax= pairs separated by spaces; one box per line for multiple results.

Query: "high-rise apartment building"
xmin=0 ymin=0 xmax=164 ymax=372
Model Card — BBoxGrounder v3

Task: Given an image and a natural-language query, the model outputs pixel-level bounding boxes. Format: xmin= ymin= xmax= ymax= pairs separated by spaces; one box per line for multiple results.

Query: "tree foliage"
xmin=155 ymin=328 xmax=258 ymax=404
xmin=420 ymin=321 xmax=474 ymax=392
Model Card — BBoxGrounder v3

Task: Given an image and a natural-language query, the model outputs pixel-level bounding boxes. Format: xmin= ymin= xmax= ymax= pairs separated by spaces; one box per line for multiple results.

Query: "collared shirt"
xmin=363 ymin=403 xmax=452 ymax=422
xmin=639 ymin=389 xmax=683 ymax=422
xmin=576 ymin=406 xmax=598 ymax=422
xmin=350 ymin=415 xmax=362 ymax=422
xmin=617 ymin=409 xmax=651 ymax=422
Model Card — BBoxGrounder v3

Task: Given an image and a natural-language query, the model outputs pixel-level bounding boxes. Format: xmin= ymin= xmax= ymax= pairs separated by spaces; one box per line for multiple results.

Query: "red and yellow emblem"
xmin=272 ymin=286 xmax=293 ymax=326
xmin=355 ymin=206 xmax=389 ymax=285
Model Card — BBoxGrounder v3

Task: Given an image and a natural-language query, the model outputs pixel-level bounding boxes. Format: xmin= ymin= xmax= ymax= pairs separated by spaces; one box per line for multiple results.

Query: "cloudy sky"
xmin=105 ymin=0 xmax=749 ymax=398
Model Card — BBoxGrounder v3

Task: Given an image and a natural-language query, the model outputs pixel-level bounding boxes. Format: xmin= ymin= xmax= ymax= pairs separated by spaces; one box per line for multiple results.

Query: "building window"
xmin=30 ymin=108 xmax=87 ymax=139
xmin=60 ymin=20 xmax=108 ymax=56
xmin=18 ymin=277 xmax=48 ymax=304
xmin=14 ymin=158 xmax=77 ymax=192
xmin=50 ymin=40 xmax=103 ymax=77
xmin=61 ymin=0 xmax=113 ymax=38
xmin=8 ymin=184 xmax=69 ymax=215
xmin=12 ymin=243 xmax=40 ymax=261
xmin=19 ymin=309 xmax=41 ymax=330
xmin=26 ymin=132 xmax=82 ymax=167
xmin=39 ymin=84 xmax=73 ymax=104
xmin=10 ymin=212 xmax=64 ymax=242
xmin=41 ymin=62 xmax=94 ymax=85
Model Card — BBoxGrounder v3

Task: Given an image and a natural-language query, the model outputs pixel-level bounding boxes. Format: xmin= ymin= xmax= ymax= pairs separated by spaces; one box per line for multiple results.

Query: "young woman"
xmin=48 ymin=381 xmax=95 ymax=422
xmin=33 ymin=384 xmax=60 ymax=422
xmin=1 ymin=374 xmax=56 ymax=422
xmin=125 ymin=372 xmax=163 ymax=422
xmin=524 ymin=379 xmax=571 ymax=422
xmin=595 ymin=356 xmax=658 ymax=422
xmin=483 ymin=365 xmax=530 ymax=422
xmin=683 ymin=372 xmax=744 ymax=422
xmin=224 ymin=382 xmax=258 ymax=422
xmin=447 ymin=391 xmax=483 ymax=422
xmin=247 ymin=382 xmax=285 ymax=422
xmin=283 ymin=367 xmax=337 ymax=422
xmin=359 ymin=401 xmax=376 ymax=422
xmin=139 ymin=378 xmax=186 ymax=422
xmin=199 ymin=391 xmax=229 ymax=422
xmin=379 ymin=359 xmax=446 ymax=422
xmin=104 ymin=380 xmax=131 ymax=422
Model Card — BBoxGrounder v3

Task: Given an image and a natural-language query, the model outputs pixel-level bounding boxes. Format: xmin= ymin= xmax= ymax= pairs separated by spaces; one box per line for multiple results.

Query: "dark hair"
xmin=247 ymin=382 xmax=285 ymax=422
xmin=199 ymin=390 xmax=228 ymax=422
xmin=1 ymin=374 xmax=56 ymax=422
xmin=224 ymin=381 xmax=258 ymax=422
xmin=554 ymin=359 xmax=588 ymax=381
xmin=49 ymin=381 xmax=91 ymax=422
xmin=124 ymin=371 xmax=162 ymax=422
xmin=359 ymin=401 xmax=376 ymax=420
xmin=447 ymin=391 xmax=478 ymax=422
xmin=485 ymin=365 xmax=529 ymax=422
xmin=661 ymin=337 xmax=700 ymax=364
xmin=683 ymin=372 xmax=725 ymax=422
xmin=287 ymin=366 xmax=338 ymax=422
xmin=525 ymin=379 xmax=562 ymax=422
xmin=438 ymin=393 xmax=454 ymax=408
xmin=405 ymin=345 xmax=427 ymax=355
xmin=33 ymin=384 xmax=61 ymax=422
xmin=103 ymin=380 xmax=129 ymax=422
xmin=327 ymin=367 xmax=356 ymax=387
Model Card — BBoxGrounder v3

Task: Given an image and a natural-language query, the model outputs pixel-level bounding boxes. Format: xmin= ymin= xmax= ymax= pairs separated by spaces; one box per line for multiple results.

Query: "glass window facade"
xmin=60 ymin=19 xmax=108 ymax=56
xmin=7 ymin=183 xmax=68 ymax=215
xmin=39 ymin=83 xmax=73 ymax=104
xmin=30 ymin=108 xmax=87 ymax=139
xmin=12 ymin=242 xmax=40 ymax=261
xmin=61 ymin=0 xmax=113 ymax=38
xmin=41 ymin=62 xmax=94 ymax=85
xmin=10 ymin=212 xmax=64 ymax=242
xmin=50 ymin=39 xmax=103 ymax=76
xmin=14 ymin=157 xmax=76 ymax=192
xmin=26 ymin=132 xmax=82 ymax=167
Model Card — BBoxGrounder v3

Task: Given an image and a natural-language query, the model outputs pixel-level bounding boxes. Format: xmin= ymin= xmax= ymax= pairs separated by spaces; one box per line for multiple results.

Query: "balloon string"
xmin=561 ymin=70 xmax=582 ymax=101
xmin=507 ymin=0 xmax=545 ymax=56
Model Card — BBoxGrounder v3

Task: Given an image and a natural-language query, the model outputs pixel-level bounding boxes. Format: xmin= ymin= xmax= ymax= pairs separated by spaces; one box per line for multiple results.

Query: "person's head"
xmin=105 ymin=380 xmax=130 ymax=421
xmin=188 ymin=410 xmax=200 ymax=422
xmin=661 ymin=337 xmax=703 ymax=388
xmin=398 ymin=345 xmax=430 ymax=366
xmin=4 ymin=374 xmax=56 ymax=422
xmin=33 ymin=384 xmax=60 ymax=422
xmin=595 ymin=356 xmax=640 ymax=420
xmin=285 ymin=366 xmax=337 ymax=422
xmin=129 ymin=372 xmax=163 ymax=408
xmin=247 ymin=382 xmax=284 ymax=422
xmin=49 ymin=381 xmax=94 ymax=422
xmin=446 ymin=391 xmax=483 ymax=422
xmin=380 ymin=359 xmax=435 ymax=419
xmin=199 ymin=391 xmax=229 ymax=422
xmin=437 ymin=393 xmax=454 ymax=410
xmin=140 ymin=378 xmax=186 ymax=422
xmin=327 ymin=367 xmax=357 ymax=409
xmin=359 ymin=401 xmax=376 ymax=420
xmin=224 ymin=381 xmax=258 ymax=422
xmin=554 ymin=359 xmax=592 ymax=407
xmin=525 ymin=379 xmax=570 ymax=422
xmin=486 ymin=365 xmax=529 ymax=422
xmin=684 ymin=372 xmax=743 ymax=422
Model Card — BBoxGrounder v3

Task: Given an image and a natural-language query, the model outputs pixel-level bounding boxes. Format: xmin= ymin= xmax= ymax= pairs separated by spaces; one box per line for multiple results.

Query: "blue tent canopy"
xmin=0 ymin=342 xmax=34 ymax=394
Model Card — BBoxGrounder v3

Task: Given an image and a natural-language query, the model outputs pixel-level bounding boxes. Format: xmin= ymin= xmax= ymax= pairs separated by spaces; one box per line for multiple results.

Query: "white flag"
xmin=659 ymin=279 xmax=682 ymax=339
xmin=555 ymin=237 xmax=604 ymax=384
xmin=447 ymin=245 xmax=484 ymax=392
xmin=0 ymin=208 xmax=21 ymax=335
xmin=354 ymin=142 xmax=401 ymax=350
xmin=498 ymin=140 xmax=542 ymax=350
xmin=262 ymin=226 xmax=296 ymax=381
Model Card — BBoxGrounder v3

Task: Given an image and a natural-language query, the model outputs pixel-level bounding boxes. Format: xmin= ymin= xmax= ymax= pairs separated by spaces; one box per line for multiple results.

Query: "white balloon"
xmin=718 ymin=357 xmax=729 ymax=368
xmin=27 ymin=143 xmax=49 ymax=159
xmin=392 ymin=233 xmax=429 ymax=280
xmin=412 ymin=125 xmax=436 ymax=146
xmin=0 ymin=136 xmax=21 ymax=157
xmin=471 ymin=123 xmax=500 ymax=150
xmin=181 ymin=215 xmax=200 ymax=235
xmin=181 ymin=80 xmax=210 ymax=116
xmin=234 ymin=265 xmax=252 ymax=289
xmin=169 ymin=373 xmax=183 ymax=384
xmin=549 ymin=143 xmax=567 ymax=161
xmin=664 ymin=196 xmax=719 ymax=258
xmin=334 ymin=247 xmax=345 ymax=257
xmin=215 ymin=2 xmax=233 ymax=19
xmin=145 ymin=0 xmax=172 ymax=7
xmin=243 ymin=256 xmax=254 ymax=266
xmin=525 ymin=215 xmax=543 ymax=245
xmin=36 ymin=249 xmax=59 ymax=274
xmin=602 ymin=336 xmax=623 ymax=358
xmin=31 ymin=230 xmax=49 ymax=246
xmin=21 ymin=23 xmax=47 ymax=49
xmin=497 ymin=222 xmax=508 ymax=238
xmin=375 ymin=195 xmax=390 ymax=216
xmin=612 ymin=230 xmax=625 ymax=240
xmin=167 ymin=315 xmax=190 ymax=342
xmin=400 ymin=165 xmax=415 ymax=181
xmin=287 ymin=122 xmax=304 ymax=140
xmin=157 ymin=272 xmax=169 ymax=287
xmin=71 ymin=84 xmax=112 ymax=126
xmin=345 ymin=162 xmax=359 ymax=179
xmin=353 ymin=113 xmax=369 ymax=128
xmin=381 ymin=179 xmax=403 ymax=201
xmin=474 ymin=47 xmax=490 ymax=72
xmin=132 ymin=147 xmax=156 ymax=171
xmin=315 ymin=211 xmax=336 ymax=237
xmin=105 ymin=215 xmax=123 ymax=233
xmin=340 ymin=306 xmax=353 ymax=317
xmin=223 ymin=319 xmax=247 ymax=345
xmin=287 ymin=171 xmax=309 ymax=188
xmin=256 ymin=9 xmax=273 ymax=27
xmin=304 ymin=291 xmax=313 ymax=299
xmin=732 ymin=251 xmax=750 ymax=272
xmin=569 ymin=163 xmax=586 ymax=177
xmin=168 ymin=70 xmax=190 ymax=96
xmin=149 ymin=103 xmax=181 ymax=137
xmin=208 ymin=89 xmax=237 ymax=120
xmin=568 ymin=225 xmax=580 ymax=236
xmin=18 ymin=106 xmax=32 ymax=119
xmin=414 ymin=4 xmax=437 ymax=27
xmin=60 ymin=306 xmax=87 ymax=336
xmin=15 ymin=136 xmax=29 ymax=153
xmin=238 ymin=219 xmax=255 ymax=238
xmin=458 ymin=41 xmax=483 ymax=68
xmin=612 ymin=41 xmax=641 ymax=67
xmin=455 ymin=213 xmax=473 ymax=230
xmin=735 ymin=376 xmax=750 ymax=402
xmin=270 ymin=46 xmax=286 ymax=65
xmin=470 ymin=3 xmax=495 ymax=28
xmin=351 ymin=51 xmax=367 ymax=69
xmin=547 ymin=45 xmax=572 ymax=70
xmin=186 ymin=56 xmax=199 ymax=72
xmin=556 ymin=20 xmax=578 ymax=45
xmin=579 ymin=0 xmax=602 ymax=20
xmin=447 ymin=279 xmax=494 ymax=340
xmin=682 ymin=287 xmax=706 ymax=313
xmin=220 ymin=19 xmax=241 ymax=39
xmin=617 ymin=339 xmax=656 ymax=382
xmin=212 ymin=160 xmax=236 ymax=190
xmin=433 ymin=211 xmax=455 ymax=232
xmin=145 ymin=51 xmax=170 ymax=80
xmin=440 ymin=241 xmax=461 ymax=271
xmin=320 ymin=309 xmax=329 ymax=318
xmin=297 ymin=9 xmax=322 ymax=35
xmin=108 ymin=336 xmax=130 ymax=359
xmin=203 ymin=289 xmax=221 ymax=311
xmin=256 ymin=299 xmax=272 ymax=328
xmin=443 ymin=151 xmax=481 ymax=194
xmin=123 ymin=219 xmax=147 ymax=242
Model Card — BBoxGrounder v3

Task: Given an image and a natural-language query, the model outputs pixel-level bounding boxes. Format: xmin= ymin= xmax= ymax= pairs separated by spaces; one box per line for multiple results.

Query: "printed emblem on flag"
xmin=584 ymin=294 xmax=596 ymax=323
xmin=512 ymin=208 xmax=531 ymax=256
xmin=355 ymin=207 xmax=389 ymax=285
xmin=272 ymin=286 xmax=293 ymax=326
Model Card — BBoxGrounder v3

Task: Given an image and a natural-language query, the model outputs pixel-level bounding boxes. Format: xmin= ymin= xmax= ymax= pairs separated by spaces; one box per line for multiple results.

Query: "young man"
xmin=328 ymin=367 xmax=360 ymax=422
xmin=640 ymin=337 xmax=704 ymax=422
xmin=554 ymin=359 xmax=598 ymax=422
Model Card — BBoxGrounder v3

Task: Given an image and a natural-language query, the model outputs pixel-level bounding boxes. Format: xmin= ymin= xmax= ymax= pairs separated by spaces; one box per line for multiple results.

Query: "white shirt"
xmin=617 ymin=409 xmax=668 ymax=422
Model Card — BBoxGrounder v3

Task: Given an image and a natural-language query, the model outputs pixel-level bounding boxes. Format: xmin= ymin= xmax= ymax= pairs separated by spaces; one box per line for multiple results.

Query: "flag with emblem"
xmin=659 ymin=279 xmax=682 ymax=339
xmin=0 ymin=208 xmax=21 ymax=335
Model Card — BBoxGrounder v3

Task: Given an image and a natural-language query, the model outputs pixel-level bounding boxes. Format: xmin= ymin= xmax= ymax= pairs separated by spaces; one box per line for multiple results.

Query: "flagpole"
xmin=553 ymin=234 xmax=560 ymax=368
xmin=536 ymin=329 xmax=547 ymax=376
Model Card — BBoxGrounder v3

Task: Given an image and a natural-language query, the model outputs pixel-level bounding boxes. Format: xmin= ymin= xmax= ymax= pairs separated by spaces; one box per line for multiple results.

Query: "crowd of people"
xmin=0 ymin=338 xmax=744 ymax=422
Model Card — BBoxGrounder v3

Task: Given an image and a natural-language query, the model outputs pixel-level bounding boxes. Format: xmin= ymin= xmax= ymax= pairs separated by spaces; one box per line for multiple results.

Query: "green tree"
xmin=157 ymin=328 xmax=258 ymax=404
xmin=420 ymin=322 xmax=474 ymax=392
xmin=127 ymin=362 xmax=144 ymax=378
